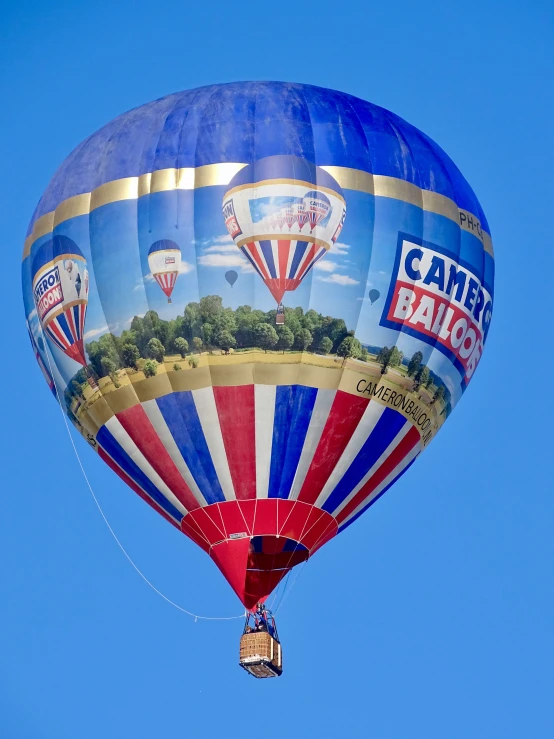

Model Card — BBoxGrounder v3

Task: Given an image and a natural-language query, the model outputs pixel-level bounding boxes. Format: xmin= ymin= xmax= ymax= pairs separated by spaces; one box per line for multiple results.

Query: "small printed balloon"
xmin=225 ymin=270 xmax=238 ymax=287
xmin=368 ymin=289 xmax=380 ymax=304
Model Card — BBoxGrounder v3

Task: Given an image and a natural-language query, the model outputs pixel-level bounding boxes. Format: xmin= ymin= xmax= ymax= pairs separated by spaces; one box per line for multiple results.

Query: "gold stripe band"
xmin=236 ymin=234 xmax=330 ymax=250
xmin=224 ymin=178 xmax=346 ymax=204
xmin=321 ymin=166 xmax=493 ymax=256
xmin=75 ymin=357 xmax=443 ymax=448
xmin=23 ymin=162 xmax=493 ymax=259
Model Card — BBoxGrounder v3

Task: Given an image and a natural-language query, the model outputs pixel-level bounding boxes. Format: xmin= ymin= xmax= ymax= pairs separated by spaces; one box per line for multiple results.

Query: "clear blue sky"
xmin=2 ymin=2 xmax=553 ymax=737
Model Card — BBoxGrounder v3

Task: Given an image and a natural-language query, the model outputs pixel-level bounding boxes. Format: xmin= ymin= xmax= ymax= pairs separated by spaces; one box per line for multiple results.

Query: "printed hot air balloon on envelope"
xmin=148 ymin=239 xmax=181 ymax=303
xmin=31 ymin=235 xmax=89 ymax=366
xmin=222 ymin=155 xmax=346 ymax=307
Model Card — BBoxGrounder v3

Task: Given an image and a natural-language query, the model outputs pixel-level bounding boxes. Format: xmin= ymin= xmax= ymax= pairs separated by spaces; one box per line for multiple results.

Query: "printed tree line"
xmin=65 ymin=296 xmax=451 ymax=418
xmin=83 ymin=296 xmax=370 ymax=382
xmin=377 ymin=346 xmax=451 ymax=413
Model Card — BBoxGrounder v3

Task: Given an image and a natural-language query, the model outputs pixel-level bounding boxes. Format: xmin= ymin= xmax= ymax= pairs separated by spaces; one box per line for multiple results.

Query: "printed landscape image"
xmin=64 ymin=296 xmax=452 ymax=444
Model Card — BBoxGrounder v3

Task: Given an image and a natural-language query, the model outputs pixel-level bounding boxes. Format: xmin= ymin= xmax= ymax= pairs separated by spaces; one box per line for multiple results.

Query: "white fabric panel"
xmin=191 ymin=387 xmax=236 ymax=500
xmin=332 ymin=421 xmax=414 ymax=518
xmin=339 ymin=442 xmax=421 ymax=527
xmin=289 ymin=388 xmax=336 ymax=500
xmin=314 ymin=401 xmax=386 ymax=508
xmin=142 ymin=399 xmax=207 ymax=507
xmin=254 ymin=384 xmax=276 ymax=499
xmin=105 ymin=415 xmax=188 ymax=516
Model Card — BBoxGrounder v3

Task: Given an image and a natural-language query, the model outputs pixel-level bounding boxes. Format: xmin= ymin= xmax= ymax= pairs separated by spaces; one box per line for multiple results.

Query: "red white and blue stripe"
xmin=92 ymin=383 xmax=421 ymax=605
xmin=45 ymin=303 xmax=87 ymax=364
xmin=240 ymin=240 xmax=327 ymax=303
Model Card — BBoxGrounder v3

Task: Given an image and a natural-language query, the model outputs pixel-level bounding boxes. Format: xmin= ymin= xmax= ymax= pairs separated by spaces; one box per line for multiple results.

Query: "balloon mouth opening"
xmin=180 ymin=499 xmax=338 ymax=608
xmin=210 ymin=535 xmax=309 ymax=609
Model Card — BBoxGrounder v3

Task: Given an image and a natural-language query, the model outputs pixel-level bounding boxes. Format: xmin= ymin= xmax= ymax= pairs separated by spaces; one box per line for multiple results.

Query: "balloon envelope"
xmin=22 ymin=82 xmax=494 ymax=608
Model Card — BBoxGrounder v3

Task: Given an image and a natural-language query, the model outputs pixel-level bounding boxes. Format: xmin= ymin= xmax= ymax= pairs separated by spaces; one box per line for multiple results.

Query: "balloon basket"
xmin=239 ymin=631 xmax=282 ymax=678
xmin=239 ymin=606 xmax=282 ymax=678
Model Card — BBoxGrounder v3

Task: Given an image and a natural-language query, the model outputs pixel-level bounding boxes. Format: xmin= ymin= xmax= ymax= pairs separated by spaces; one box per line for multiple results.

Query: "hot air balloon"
xmin=222 ymin=155 xmax=346 ymax=308
xmin=225 ymin=270 xmax=238 ymax=287
xmin=148 ymin=239 xmax=181 ymax=303
xmin=31 ymin=235 xmax=89 ymax=366
xmin=22 ymin=82 xmax=494 ymax=678
xmin=368 ymin=289 xmax=380 ymax=304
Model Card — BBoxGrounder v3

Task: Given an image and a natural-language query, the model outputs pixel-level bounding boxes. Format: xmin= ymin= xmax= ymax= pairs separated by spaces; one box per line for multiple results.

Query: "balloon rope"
xmin=40 ymin=335 xmax=245 ymax=622
xmin=274 ymin=559 xmax=308 ymax=615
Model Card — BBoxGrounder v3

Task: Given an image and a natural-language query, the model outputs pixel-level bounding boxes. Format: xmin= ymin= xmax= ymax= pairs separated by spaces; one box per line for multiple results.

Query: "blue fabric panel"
xmin=27 ymin=82 xmax=490 ymax=237
xmin=338 ymin=458 xmax=417 ymax=533
xmin=96 ymin=425 xmax=183 ymax=521
xmin=268 ymin=385 xmax=318 ymax=499
xmin=259 ymin=240 xmax=276 ymax=278
xmin=323 ymin=408 xmax=408 ymax=514
xmin=156 ymin=392 xmax=226 ymax=505
xmin=288 ymin=241 xmax=309 ymax=278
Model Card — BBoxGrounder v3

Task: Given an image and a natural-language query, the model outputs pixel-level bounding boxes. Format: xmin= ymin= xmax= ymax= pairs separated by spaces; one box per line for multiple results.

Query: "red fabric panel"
xmin=117 ymin=404 xmax=200 ymax=511
xmin=99 ymin=446 xmax=179 ymax=529
xmin=236 ymin=499 xmax=257 ymax=533
xmin=245 ymin=569 xmax=288 ymax=607
xmin=296 ymin=243 xmax=317 ymax=280
xmin=210 ymin=538 xmax=252 ymax=606
xmin=336 ymin=426 xmax=421 ymax=524
xmin=265 ymin=278 xmax=286 ymax=303
xmin=310 ymin=521 xmax=338 ymax=554
xmin=277 ymin=240 xmax=289 ymax=278
xmin=278 ymin=501 xmax=314 ymax=540
xmin=203 ymin=503 xmax=226 ymax=537
xmin=180 ymin=517 xmax=211 ymax=553
xmin=252 ymin=498 xmax=279 ymax=535
xmin=247 ymin=242 xmax=270 ymax=280
xmin=217 ymin=500 xmax=251 ymax=538
xmin=297 ymin=391 xmax=369 ymax=504
xmin=213 ymin=385 xmax=256 ymax=500
xmin=184 ymin=507 xmax=225 ymax=546
xmin=302 ymin=511 xmax=337 ymax=550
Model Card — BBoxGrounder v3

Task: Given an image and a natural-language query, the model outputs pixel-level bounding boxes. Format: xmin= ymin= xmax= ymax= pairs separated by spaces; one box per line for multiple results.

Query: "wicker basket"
xmin=239 ymin=631 xmax=283 ymax=678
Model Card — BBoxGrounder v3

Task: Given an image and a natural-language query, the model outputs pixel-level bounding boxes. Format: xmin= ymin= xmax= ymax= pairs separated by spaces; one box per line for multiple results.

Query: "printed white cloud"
xmin=194 ymin=234 xmax=234 ymax=247
xmin=198 ymin=253 xmax=254 ymax=272
xmin=28 ymin=308 xmax=37 ymax=320
xmin=84 ymin=325 xmax=109 ymax=340
xmin=318 ymin=273 xmax=360 ymax=286
xmin=125 ymin=313 xmax=145 ymax=326
xmin=179 ymin=260 xmax=195 ymax=274
xmin=212 ymin=234 xmax=235 ymax=245
xmin=202 ymin=243 xmax=238 ymax=254
xmin=330 ymin=242 xmax=350 ymax=255
xmin=314 ymin=260 xmax=340 ymax=273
